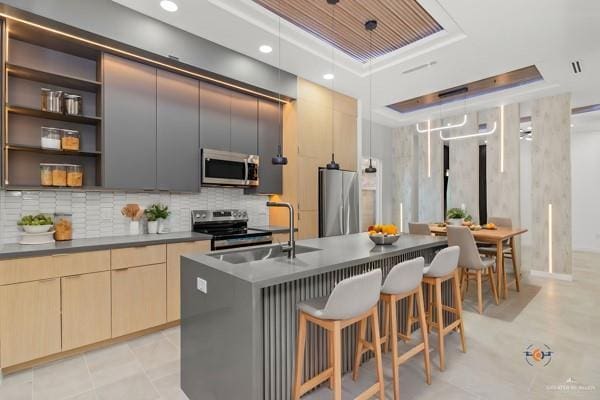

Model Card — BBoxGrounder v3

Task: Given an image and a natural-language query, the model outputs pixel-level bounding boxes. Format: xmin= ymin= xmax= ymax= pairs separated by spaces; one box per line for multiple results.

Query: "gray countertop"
xmin=183 ymin=233 xmax=447 ymax=288
xmin=249 ymin=225 xmax=297 ymax=234
xmin=0 ymin=231 xmax=212 ymax=260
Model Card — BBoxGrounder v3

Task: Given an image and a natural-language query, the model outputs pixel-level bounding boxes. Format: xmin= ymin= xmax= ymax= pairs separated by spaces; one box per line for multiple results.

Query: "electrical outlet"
xmin=196 ymin=277 xmax=207 ymax=293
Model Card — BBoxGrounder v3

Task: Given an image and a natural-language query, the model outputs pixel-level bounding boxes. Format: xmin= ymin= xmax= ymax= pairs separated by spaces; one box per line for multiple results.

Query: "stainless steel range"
xmin=192 ymin=209 xmax=272 ymax=251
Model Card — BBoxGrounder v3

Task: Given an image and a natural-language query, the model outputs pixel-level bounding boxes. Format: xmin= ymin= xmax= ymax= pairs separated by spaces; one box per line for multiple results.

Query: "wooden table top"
xmin=428 ymin=224 xmax=528 ymax=242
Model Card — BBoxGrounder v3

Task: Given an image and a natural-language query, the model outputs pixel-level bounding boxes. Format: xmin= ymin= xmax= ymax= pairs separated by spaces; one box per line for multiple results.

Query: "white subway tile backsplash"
xmin=0 ymin=187 xmax=270 ymax=244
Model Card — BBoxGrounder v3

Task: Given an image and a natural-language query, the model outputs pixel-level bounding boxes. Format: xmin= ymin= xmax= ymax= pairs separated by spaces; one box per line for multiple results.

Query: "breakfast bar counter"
xmin=181 ymin=233 xmax=448 ymax=400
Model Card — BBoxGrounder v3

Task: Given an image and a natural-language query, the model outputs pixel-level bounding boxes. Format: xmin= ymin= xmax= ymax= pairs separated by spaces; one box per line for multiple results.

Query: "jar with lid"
xmin=40 ymin=163 xmax=54 ymax=186
xmin=41 ymin=127 xmax=61 ymax=150
xmin=52 ymin=164 xmax=67 ymax=187
xmin=63 ymin=94 xmax=83 ymax=116
xmin=41 ymin=88 xmax=63 ymax=113
xmin=61 ymin=129 xmax=80 ymax=151
xmin=54 ymin=212 xmax=73 ymax=241
xmin=66 ymin=164 xmax=83 ymax=187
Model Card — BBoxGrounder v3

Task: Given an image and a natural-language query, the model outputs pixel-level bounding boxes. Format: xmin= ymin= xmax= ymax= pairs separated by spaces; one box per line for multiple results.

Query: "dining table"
xmin=428 ymin=224 xmax=528 ymax=299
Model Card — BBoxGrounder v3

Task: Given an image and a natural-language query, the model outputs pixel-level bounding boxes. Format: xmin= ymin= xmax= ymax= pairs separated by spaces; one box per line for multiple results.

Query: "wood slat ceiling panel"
xmin=252 ymin=0 xmax=443 ymax=62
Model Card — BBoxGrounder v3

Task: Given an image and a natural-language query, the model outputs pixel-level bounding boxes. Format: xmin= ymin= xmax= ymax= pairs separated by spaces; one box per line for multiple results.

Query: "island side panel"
xmin=181 ymin=256 xmax=262 ymax=400
xmin=261 ymin=246 xmax=451 ymax=400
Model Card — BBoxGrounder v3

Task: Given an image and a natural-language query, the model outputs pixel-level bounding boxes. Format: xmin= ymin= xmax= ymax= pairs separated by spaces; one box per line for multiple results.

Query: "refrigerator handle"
xmin=339 ymin=205 xmax=344 ymax=234
xmin=346 ymin=205 xmax=350 ymax=235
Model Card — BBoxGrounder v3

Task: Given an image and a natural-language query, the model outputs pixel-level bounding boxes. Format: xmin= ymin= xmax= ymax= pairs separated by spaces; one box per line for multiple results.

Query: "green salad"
xmin=17 ymin=214 xmax=53 ymax=226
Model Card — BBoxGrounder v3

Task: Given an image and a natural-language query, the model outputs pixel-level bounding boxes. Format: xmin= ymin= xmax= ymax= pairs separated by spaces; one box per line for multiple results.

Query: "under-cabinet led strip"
xmin=439 ymin=121 xmax=497 ymax=141
xmin=416 ymin=114 xmax=468 ymax=133
xmin=0 ymin=12 xmax=289 ymax=104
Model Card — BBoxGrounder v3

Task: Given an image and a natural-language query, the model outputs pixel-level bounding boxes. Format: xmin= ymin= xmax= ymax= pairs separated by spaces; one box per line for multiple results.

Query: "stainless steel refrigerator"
xmin=318 ymin=168 xmax=360 ymax=237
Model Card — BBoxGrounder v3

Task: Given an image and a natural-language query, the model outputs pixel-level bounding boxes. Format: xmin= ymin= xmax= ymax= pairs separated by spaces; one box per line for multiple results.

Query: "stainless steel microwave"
xmin=201 ymin=149 xmax=259 ymax=187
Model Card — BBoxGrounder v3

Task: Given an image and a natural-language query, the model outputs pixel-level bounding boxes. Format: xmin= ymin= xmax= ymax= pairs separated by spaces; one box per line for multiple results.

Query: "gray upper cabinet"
xmin=103 ymin=54 xmax=157 ymax=190
xmin=230 ymin=92 xmax=258 ymax=155
xmin=200 ymin=82 xmax=230 ymax=152
xmin=157 ymin=70 xmax=200 ymax=192
xmin=246 ymin=100 xmax=282 ymax=194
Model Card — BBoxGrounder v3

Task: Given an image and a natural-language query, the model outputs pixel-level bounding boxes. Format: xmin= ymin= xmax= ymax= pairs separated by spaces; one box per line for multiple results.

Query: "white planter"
xmin=129 ymin=220 xmax=140 ymax=235
xmin=147 ymin=220 xmax=158 ymax=234
xmin=448 ymin=218 xmax=464 ymax=226
xmin=157 ymin=218 xmax=168 ymax=234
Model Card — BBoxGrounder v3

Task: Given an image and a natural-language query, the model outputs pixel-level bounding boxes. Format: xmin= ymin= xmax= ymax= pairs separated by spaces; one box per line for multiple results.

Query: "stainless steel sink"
xmin=209 ymin=244 xmax=320 ymax=264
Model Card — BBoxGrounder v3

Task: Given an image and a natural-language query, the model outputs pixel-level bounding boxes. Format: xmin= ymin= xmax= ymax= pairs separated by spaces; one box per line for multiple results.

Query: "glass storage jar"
xmin=66 ymin=164 xmax=83 ymax=187
xmin=41 ymin=127 xmax=61 ymax=150
xmin=63 ymin=94 xmax=83 ymax=116
xmin=52 ymin=164 xmax=67 ymax=187
xmin=40 ymin=163 xmax=54 ymax=186
xmin=61 ymin=129 xmax=80 ymax=151
xmin=41 ymin=88 xmax=63 ymax=113
xmin=54 ymin=212 xmax=73 ymax=241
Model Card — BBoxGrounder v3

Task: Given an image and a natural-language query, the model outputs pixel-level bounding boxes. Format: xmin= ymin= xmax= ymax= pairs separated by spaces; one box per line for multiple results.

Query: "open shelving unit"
xmin=2 ymin=18 xmax=104 ymax=189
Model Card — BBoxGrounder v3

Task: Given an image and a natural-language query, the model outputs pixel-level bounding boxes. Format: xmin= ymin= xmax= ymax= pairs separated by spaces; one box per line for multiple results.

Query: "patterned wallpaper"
xmin=391 ymin=126 xmax=418 ymax=232
xmin=447 ymin=113 xmax=480 ymax=222
xmin=0 ymin=188 xmax=269 ymax=244
xmin=531 ymin=93 xmax=572 ymax=274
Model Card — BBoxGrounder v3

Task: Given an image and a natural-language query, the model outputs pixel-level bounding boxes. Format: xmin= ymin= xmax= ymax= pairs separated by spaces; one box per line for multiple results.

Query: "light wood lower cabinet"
xmin=61 ymin=271 xmax=111 ymax=351
xmin=112 ymin=263 xmax=167 ymax=337
xmin=0 ymin=279 xmax=61 ymax=367
xmin=272 ymin=233 xmax=291 ymax=243
xmin=166 ymin=241 xmax=211 ymax=322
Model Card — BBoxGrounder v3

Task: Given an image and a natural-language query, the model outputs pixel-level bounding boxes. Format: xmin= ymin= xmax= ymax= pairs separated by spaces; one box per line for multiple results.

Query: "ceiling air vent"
xmin=571 ymin=60 xmax=582 ymax=74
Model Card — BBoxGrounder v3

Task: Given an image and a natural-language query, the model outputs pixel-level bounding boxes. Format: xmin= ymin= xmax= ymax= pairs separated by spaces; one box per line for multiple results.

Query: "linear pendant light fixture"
xmin=325 ymin=0 xmax=340 ymax=170
xmin=439 ymin=121 xmax=497 ymax=141
xmin=271 ymin=2 xmax=287 ymax=165
xmin=416 ymin=114 xmax=468 ymax=133
xmin=364 ymin=19 xmax=378 ymax=174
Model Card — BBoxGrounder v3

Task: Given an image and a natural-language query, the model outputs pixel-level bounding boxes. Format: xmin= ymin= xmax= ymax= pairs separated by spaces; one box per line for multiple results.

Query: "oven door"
xmin=202 ymin=149 xmax=249 ymax=187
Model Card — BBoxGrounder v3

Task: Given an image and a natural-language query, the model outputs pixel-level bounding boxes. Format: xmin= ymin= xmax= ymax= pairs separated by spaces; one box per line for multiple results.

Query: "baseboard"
xmin=573 ymin=247 xmax=600 ymax=254
xmin=529 ymin=270 xmax=573 ymax=281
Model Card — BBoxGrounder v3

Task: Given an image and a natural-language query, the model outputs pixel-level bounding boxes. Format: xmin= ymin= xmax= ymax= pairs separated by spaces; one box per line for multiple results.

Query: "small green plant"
xmin=446 ymin=208 xmax=467 ymax=220
xmin=17 ymin=214 xmax=53 ymax=226
xmin=145 ymin=203 xmax=171 ymax=221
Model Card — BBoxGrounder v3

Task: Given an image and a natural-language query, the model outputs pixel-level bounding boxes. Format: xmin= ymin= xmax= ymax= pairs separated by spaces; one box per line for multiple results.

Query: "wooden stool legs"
xmin=293 ymin=307 xmax=385 ymax=400
xmin=423 ymin=270 xmax=466 ymax=372
xmin=460 ymin=267 xmax=499 ymax=314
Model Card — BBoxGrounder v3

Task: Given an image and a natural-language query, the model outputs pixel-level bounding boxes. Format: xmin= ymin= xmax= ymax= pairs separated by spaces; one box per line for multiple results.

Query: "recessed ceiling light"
xmin=259 ymin=45 xmax=273 ymax=54
xmin=160 ymin=0 xmax=178 ymax=12
xmin=323 ymin=73 xmax=334 ymax=80
xmin=570 ymin=123 xmax=575 ymax=128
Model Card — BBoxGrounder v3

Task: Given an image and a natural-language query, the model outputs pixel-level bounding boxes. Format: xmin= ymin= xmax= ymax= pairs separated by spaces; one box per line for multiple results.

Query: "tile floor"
xmin=1 ymin=252 xmax=598 ymax=399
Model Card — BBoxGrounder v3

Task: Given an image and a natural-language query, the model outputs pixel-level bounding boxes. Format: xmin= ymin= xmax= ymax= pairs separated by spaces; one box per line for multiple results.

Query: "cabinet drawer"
xmin=111 ymin=244 xmax=166 ymax=269
xmin=56 ymin=250 xmax=111 ymax=276
xmin=0 ymin=256 xmax=59 ymax=285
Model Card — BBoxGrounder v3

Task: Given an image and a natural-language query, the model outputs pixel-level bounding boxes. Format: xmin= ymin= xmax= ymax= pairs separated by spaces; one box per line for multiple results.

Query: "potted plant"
xmin=146 ymin=203 xmax=171 ymax=234
xmin=447 ymin=208 xmax=470 ymax=226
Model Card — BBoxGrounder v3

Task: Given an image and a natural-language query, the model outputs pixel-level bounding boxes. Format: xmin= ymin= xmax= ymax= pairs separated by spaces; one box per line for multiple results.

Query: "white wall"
xmin=572 ymin=132 xmax=600 ymax=252
xmin=361 ymin=120 xmax=394 ymax=223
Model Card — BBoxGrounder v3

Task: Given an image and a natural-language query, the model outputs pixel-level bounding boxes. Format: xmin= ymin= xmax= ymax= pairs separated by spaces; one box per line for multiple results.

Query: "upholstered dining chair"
xmin=409 ymin=222 xmax=432 ymax=235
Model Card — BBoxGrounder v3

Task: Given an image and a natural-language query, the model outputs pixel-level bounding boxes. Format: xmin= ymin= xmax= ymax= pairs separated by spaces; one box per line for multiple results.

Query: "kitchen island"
xmin=180 ymin=233 xmax=448 ymax=400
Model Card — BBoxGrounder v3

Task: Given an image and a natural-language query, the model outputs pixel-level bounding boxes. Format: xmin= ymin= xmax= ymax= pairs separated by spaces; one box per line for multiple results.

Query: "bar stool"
xmin=292 ymin=269 xmax=385 ymax=400
xmin=355 ymin=257 xmax=431 ymax=400
xmin=421 ymin=246 xmax=466 ymax=371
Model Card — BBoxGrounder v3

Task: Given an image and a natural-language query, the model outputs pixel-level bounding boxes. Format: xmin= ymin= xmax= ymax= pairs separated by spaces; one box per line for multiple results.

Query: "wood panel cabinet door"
xmin=230 ymin=92 xmax=258 ymax=155
xmin=0 ymin=279 xmax=61 ymax=367
xmin=333 ymin=110 xmax=357 ymax=171
xmin=157 ymin=69 xmax=200 ymax=192
xmin=297 ymin=211 xmax=318 ymax=240
xmin=61 ymin=271 xmax=111 ymax=351
xmin=112 ymin=264 xmax=167 ymax=337
xmin=103 ymin=54 xmax=157 ymax=190
xmin=200 ymin=82 xmax=231 ymax=152
xmin=166 ymin=241 xmax=210 ymax=322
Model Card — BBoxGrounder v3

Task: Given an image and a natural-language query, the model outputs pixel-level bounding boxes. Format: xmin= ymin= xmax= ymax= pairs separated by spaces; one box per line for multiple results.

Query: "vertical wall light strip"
xmin=427 ymin=120 xmax=431 ymax=178
xmin=400 ymin=202 xmax=404 ymax=233
xmin=548 ymin=203 xmax=553 ymax=273
xmin=500 ymin=105 xmax=505 ymax=173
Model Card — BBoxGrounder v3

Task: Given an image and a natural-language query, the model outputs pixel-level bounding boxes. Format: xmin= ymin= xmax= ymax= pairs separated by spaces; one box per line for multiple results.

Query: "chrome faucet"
xmin=266 ymin=201 xmax=295 ymax=258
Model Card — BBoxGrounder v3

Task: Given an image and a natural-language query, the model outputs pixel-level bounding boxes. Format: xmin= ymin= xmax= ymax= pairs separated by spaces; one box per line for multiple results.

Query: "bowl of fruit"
xmin=367 ymin=224 xmax=400 ymax=245
xmin=17 ymin=214 xmax=54 ymax=234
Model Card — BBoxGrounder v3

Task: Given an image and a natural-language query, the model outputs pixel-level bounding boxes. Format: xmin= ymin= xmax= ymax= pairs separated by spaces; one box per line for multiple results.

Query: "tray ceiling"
xmin=251 ymin=0 xmax=443 ymax=62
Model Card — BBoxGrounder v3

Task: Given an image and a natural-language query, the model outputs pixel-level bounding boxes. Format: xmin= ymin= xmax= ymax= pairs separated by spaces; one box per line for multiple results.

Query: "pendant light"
xmin=364 ymin=19 xmax=377 ymax=174
xmin=271 ymin=3 xmax=287 ymax=165
xmin=325 ymin=0 xmax=340 ymax=170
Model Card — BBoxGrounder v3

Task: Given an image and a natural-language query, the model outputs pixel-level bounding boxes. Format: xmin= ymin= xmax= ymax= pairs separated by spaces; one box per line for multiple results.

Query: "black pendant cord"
xmin=272 ymin=0 xmax=287 ymax=165
xmin=326 ymin=0 xmax=340 ymax=170
xmin=365 ymin=20 xmax=377 ymax=173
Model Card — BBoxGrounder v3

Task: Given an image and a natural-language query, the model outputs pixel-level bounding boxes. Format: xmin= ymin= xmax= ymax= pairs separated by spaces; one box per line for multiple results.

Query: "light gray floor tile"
xmin=0 ymin=369 xmax=33 ymax=400
xmin=130 ymin=338 xmax=180 ymax=381
xmin=32 ymin=356 xmax=93 ymax=400
xmin=94 ymin=374 xmax=159 ymax=400
xmin=152 ymin=373 xmax=189 ymax=400
xmin=84 ymin=343 xmax=144 ymax=388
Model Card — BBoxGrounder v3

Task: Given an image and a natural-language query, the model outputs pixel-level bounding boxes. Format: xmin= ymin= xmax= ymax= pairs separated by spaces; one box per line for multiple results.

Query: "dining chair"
xmin=448 ymin=226 xmax=499 ymax=314
xmin=478 ymin=217 xmax=520 ymax=292
xmin=409 ymin=222 xmax=432 ymax=235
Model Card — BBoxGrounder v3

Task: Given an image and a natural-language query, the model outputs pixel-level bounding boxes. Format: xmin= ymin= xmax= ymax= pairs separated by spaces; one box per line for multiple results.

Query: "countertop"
xmin=0 ymin=231 xmax=212 ymax=260
xmin=249 ymin=225 xmax=298 ymax=234
xmin=184 ymin=233 xmax=447 ymax=288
